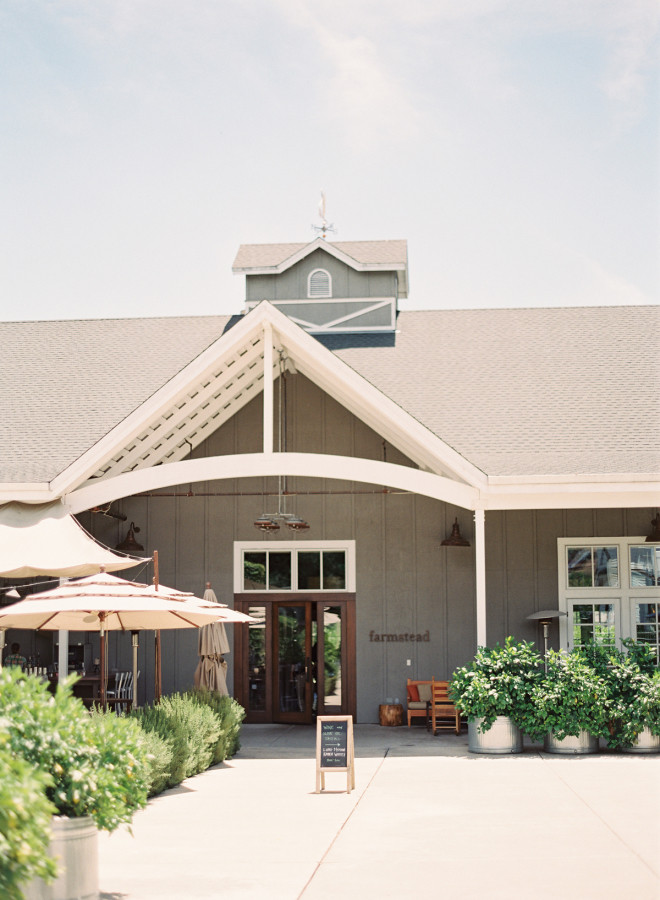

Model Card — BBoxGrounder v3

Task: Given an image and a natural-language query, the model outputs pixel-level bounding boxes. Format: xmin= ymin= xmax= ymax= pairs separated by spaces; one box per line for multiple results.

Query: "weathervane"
xmin=312 ymin=191 xmax=335 ymax=240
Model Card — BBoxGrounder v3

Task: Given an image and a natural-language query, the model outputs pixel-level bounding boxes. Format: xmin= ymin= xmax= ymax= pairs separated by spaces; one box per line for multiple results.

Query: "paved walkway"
xmin=98 ymin=724 xmax=660 ymax=900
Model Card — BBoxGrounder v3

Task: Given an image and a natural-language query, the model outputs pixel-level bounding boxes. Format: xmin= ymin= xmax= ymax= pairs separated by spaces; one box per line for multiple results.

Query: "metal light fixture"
xmin=116 ymin=522 xmax=144 ymax=553
xmin=254 ymin=352 xmax=310 ymax=533
xmin=645 ymin=513 xmax=660 ymax=543
xmin=254 ymin=515 xmax=281 ymax=533
xmin=441 ymin=517 xmax=470 ymax=547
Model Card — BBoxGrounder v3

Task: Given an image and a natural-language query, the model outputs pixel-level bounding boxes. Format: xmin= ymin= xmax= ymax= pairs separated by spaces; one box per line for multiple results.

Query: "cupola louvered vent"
xmin=308 ymin=269 xmax=331 ymax=298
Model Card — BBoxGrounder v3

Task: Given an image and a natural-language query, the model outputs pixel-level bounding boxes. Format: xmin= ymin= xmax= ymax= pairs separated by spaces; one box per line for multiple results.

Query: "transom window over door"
xmin=558 ymin=537 xmax=660 ymax=662
xmin=234 ymin=541 xmax=355 ymax=593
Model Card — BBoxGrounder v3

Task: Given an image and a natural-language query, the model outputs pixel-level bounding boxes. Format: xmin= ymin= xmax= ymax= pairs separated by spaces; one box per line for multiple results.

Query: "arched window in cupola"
xmin=308 ymin=268 xmax=332 ymax=299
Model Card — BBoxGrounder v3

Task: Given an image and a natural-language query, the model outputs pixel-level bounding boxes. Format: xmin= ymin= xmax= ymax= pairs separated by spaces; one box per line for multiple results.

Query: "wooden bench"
xmin=428 ymin=679 xmax=461 ymax=735
xmin=406 ymin=678 xmax=433 ymax=727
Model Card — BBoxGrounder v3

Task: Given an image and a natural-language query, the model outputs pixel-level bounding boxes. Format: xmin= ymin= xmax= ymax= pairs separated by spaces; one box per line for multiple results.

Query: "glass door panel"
xmin=247 ymin=605 xmax=267 ymax=714
xmin=274 ymin=603 xmax=312 ymax=723
xmin=321 ymin=605 xmax=343 ymax=713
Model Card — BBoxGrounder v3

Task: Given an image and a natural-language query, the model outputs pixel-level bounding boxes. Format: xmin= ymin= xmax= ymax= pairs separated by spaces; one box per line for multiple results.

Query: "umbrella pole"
xmin=0 ymin=629 xmax=5 ymax=669
xmin=131 ymin=631 xmax=139 ymax=710
xmin=99 ymin=616 xmax=107 ymax=709
xmin=153 ymin=551 xmax=162 ymax=703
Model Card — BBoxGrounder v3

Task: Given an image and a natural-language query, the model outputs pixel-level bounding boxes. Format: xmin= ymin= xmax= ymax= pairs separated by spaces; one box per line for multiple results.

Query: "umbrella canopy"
xmin=0 ymin=572 xmax=250 ymax=706
xmin=0 ymin=572 xmax=226 ymax=632
xmin=0 ymin=501 xmax=144 ymax=577
xmin=194 ymin=585 xmax=231 ymax=695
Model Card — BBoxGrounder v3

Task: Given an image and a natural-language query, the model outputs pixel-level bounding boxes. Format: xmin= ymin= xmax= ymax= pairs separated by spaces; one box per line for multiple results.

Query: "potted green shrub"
xmin=450 ymin=638 xmax=543 ymax=753
xmin=591 ymin=642 xmax=660 ymax=752
xmin=528 ymin=649 xmax=610 ymax=753
xmin=0 ymin=668 xmax=150 ymax=900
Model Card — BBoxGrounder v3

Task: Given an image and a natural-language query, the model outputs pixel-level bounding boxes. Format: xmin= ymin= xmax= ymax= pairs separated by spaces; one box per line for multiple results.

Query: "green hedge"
xmin=185 ymin=689 xmax=246 ymax=764
xmin=130 ymin=691 xmax=245 ymax=794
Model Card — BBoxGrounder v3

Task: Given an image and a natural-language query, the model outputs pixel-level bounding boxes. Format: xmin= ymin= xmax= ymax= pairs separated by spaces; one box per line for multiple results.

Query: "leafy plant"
xmin=0 ymin=728 xmax=57 ymax=900
xmin=587 ymin=641 xmax=660 ymax=748
xmin=129 ymin=705 xmax=189 ymax=789
xmin=185 ymin=689 xmax=245 ymax=764
xmin=133 ymin=726 xmax=174 ymax=797
xmin=0 ymin=668 xmax=148 ymax=832
xmin=527 ymin=649 xmax=610 ymax=742
xmin=449 ymin=638 xmax=543 ymax=734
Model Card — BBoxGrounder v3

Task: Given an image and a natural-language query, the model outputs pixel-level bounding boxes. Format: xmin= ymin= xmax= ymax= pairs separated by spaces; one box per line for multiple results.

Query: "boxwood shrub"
xmin=185 ymin=689 xmax=246 ymax=763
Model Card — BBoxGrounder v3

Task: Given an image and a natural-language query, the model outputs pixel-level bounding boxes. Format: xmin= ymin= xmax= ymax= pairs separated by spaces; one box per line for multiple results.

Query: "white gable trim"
xmin=47 ymin=302 xmax=486 ymax=498
xmin=232 ymin=238 xmax=407 ymax=275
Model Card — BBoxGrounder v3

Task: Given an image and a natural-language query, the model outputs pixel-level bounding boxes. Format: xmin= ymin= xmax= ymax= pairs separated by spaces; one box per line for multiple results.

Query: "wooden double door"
xmin=234 ymin=594 xmax=356 ymax=724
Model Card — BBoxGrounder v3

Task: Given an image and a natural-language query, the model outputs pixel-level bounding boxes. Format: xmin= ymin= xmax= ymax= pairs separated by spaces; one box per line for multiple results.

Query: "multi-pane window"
xmin=566 ymin=546 xmax=618 ymax=587
xmin=629 ymin=545 xmax=660 ymax=586
xmin=634 ymin=603 xmax=659 ymax=663
xmin=558 ymin=537 xmax=660 ymax=659
xmin=571 ymin=603 xmax=616 ymax=651
xmin=235 ymin=542 xmax=354 ymax=593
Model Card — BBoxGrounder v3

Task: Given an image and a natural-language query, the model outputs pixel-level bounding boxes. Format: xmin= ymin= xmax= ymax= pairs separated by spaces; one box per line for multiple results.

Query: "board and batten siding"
xmin=78 ymin=375 xmax=654 ymax=720
xmin=245 ymin=249 xmax=398 ymax=303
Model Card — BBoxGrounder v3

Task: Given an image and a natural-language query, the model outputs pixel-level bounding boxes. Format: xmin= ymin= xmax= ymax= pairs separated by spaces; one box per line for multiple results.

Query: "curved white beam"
xmin=66 ymin=453 xmax=478 ymax=514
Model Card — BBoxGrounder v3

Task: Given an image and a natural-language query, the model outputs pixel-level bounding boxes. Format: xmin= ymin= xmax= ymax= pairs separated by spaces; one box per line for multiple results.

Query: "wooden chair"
xmin=406 ymin=678 xmax=433 ymax=727
xmin=428 ymin=679 xmax=461 ymax=735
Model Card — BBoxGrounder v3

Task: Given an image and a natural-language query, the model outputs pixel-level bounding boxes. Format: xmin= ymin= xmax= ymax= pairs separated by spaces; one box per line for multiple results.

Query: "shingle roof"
xmin=1 ymin=306 xmax=658 ymax=483
xmin=328 ymin=306 xmax=660 ymax=478
xmin=232 ymin=239 xmax=408 ymax=270
xmin=1 ymin=316 xmax=230 ymax=483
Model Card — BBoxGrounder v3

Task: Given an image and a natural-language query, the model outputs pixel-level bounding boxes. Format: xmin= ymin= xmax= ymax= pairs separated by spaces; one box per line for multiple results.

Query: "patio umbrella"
xmin=0 ymin=571 xmax=240 ymax=706
xmin=194 ymin=584 xmax=231 ymax=695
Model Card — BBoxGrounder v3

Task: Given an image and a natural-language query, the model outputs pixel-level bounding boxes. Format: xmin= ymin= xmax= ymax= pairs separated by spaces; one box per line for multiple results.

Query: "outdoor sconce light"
xmin=645 ymin=513 xmax=660 ymax=543
xmin=116 ymin=522 xmax=144 ymax=553
xmin=441 ymin=517 xmax=471 ymax=547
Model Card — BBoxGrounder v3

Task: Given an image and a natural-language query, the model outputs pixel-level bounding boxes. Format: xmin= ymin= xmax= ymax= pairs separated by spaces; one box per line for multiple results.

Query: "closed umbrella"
xmin=193 ymin=584 xmax=232 ymax=695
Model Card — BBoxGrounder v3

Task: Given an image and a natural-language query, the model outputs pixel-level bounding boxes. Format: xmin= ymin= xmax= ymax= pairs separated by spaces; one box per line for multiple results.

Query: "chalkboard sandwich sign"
xmin=315 ymin=715 xmax=355 ymax=794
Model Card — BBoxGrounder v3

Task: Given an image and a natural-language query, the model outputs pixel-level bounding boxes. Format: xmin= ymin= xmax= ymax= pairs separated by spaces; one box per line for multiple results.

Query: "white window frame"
xmin=307 ymin=268 xmax=332 ymax=299
xmin=234 ymin=540 xmax=356 ymax=593
xmin=557 ymin=536 xmax=660 ymax=652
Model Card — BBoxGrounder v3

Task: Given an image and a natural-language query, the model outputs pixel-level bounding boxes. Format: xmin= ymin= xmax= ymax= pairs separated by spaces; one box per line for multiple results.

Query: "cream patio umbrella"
xmin=0 ymin=571 xmax=238 ymax=707
xmin=194 ymin=583 xmax=232 ymax=695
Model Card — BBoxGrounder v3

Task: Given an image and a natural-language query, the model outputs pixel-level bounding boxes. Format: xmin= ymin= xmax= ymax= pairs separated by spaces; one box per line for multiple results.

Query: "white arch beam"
xmin=66 ymin=453 xmax=478 ymax=514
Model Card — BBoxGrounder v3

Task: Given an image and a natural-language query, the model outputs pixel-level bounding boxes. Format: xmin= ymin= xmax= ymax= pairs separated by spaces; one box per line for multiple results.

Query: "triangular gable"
xmin=48 ymin=302 xmax=485 ymax=499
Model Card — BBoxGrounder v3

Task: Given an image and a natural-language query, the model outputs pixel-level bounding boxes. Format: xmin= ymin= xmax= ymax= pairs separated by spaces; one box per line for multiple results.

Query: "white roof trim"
xmin=232 ymin=237 xmax=407 ymax=275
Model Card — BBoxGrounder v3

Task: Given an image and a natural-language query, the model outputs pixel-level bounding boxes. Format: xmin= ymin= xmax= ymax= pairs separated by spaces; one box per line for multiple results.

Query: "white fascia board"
xmin=268 ymin=307 xmax=487 ymax=489
xmin=233 ymin=239 xmax=407 ymax=275
xmin=480 ymin=484 xmax=660 ymax=510
xmin=488 ymin=472 xmax=660 ymax=485
xmin=49 ymin=307 xmax=273 ymax=498
xmin=66 ymin=453 xmax=479 ymax=515
xmin=0 ymin=486 xmax=54 ymax=504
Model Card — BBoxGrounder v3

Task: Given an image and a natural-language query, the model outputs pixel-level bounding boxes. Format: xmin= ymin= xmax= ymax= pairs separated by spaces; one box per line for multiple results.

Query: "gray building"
xmin=1 ymin=237 xmax=659 ymax=722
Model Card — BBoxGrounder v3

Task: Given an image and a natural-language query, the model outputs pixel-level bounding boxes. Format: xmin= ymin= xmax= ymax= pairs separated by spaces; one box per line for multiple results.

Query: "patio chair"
xmin=428 ymin=679 xmax=461 ymax=735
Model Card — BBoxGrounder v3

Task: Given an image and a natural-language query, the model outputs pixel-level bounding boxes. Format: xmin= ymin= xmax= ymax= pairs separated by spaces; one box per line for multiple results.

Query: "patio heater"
xmin=526 ymin=609 xmax=567 ymax=672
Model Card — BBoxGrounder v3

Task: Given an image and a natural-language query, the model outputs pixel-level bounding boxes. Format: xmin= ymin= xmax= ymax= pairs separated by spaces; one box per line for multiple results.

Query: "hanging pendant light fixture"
xmin=254 ymin=351 xmax=310 ymax=533
xmin=441 ymin=517 xmax=470 ymax=547
xmin=645 ymin=513 xmax=660 ymax=543
xmin=116 ymin=522 xmax=144 ymax=553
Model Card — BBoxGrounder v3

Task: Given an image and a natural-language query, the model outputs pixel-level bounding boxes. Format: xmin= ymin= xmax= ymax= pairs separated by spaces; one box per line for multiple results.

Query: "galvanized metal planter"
xmin=544 ymin=730 xmax=598 ymax=754
xmin=468 ymin=716 xmax=522 ymax=754
xmin=620 ymin=726 xmax=660 ymax=754
xmin=23 ymin=815 xmax=99 ymax=900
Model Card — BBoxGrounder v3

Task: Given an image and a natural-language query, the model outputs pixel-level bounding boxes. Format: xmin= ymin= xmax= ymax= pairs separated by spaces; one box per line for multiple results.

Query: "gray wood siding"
xmin=246 ymin=249 xmax=397 ymax=302
xmin=72 ymin=376 xmax=656 ymax=720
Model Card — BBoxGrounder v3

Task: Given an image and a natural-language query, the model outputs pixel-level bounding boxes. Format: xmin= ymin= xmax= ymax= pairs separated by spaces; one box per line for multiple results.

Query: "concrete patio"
xmin=98 ymin=724 xmax=660 ymax=900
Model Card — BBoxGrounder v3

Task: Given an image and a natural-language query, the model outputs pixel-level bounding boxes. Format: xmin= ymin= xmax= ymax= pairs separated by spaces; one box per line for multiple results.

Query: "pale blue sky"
xmin=1 ymin=0 xmax=657 ymax=320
